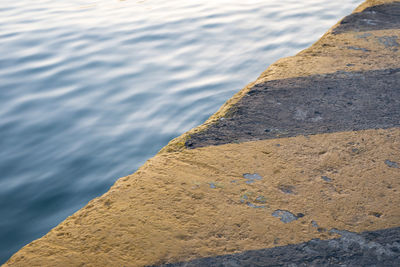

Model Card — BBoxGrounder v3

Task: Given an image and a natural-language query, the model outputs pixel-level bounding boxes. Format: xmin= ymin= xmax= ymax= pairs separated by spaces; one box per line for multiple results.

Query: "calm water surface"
xmin=0 ymin=0 xmax=362 ymax=263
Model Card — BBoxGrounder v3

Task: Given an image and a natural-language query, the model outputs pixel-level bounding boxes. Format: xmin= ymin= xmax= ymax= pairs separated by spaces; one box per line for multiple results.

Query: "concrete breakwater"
xmin=4 ymin=0 xmax=400 ymax=266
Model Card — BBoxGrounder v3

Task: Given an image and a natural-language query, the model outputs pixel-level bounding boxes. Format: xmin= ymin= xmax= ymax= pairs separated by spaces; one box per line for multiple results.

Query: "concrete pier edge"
xmin=4 ymin=0 xmax=400 ymax=266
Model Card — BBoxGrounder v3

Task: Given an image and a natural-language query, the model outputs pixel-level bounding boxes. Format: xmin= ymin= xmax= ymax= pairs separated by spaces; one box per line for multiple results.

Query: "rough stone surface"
xmin=185 ymin=69 xmax=400 ymax=148
xmin=332 ymin=2 xmax=400 ymax=34
xmin=156 ymin=227 xmax=400 ymax=267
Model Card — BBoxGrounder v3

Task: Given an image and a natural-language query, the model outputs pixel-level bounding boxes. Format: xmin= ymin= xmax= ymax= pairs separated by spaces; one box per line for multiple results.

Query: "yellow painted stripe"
xmin=5 ymin=128 xmax=400 ymax=266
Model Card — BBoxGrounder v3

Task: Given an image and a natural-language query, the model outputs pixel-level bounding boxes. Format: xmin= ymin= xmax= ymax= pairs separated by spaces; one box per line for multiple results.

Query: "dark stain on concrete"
xmin=246 ymin=202 xmax=266 ymax=209
xmin=332 ymin=2 xmax=400 ymax=34
xmin=356 ymin=32 xmax=372 ymax=39
xmin=346 ymin=46 xmax=370 ymax=52
xmin=154 ymin=227 xmax=400 ymax=267
xmin=185 ymin=69 xmax=400 ymax=148
xmin=378 ymin=36 xmax=399 ymax=51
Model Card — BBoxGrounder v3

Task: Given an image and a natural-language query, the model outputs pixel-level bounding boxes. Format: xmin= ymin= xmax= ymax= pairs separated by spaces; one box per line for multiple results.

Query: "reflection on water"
xmin=0 ymin=0 xmax=362 ymax=263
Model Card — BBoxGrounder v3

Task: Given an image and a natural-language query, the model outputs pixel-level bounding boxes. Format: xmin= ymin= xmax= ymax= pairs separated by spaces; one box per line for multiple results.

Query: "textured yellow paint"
xmin=5 ymin=128 xmax=400 ymax=266
xmin=257 ymin=29 xmax=400 ymax=84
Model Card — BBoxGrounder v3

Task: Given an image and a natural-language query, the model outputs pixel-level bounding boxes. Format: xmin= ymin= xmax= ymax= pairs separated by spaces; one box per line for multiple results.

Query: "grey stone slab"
xmin=332 ymin=2 xmax=400 ymax=34
xmin=185 ymin=69 xmax=400 ymax=149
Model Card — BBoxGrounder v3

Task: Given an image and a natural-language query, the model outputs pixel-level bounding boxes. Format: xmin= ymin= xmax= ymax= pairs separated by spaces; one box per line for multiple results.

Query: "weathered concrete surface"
xmin=332 ymin=2 xmax=400 ymax=34
xmin=158 ymin=227 xmax=400 ymax=267
xmin=4 ymin=0 xmax=400 ymax=266
xmin=185 ymin=68 xmax=400 ymax=148
xmin=5 ymin=129 xmax=400 ymax=266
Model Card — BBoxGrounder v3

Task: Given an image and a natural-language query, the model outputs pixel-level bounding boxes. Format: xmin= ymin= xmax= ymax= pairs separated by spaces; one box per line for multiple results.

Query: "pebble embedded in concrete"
xmin=311 ymin=220 xmax=319 ymax=228
xmin=278 ymin=185 xmax=295 ymax=194
xmin=385 ymin=160 xmax=399 ymax=168
xmin=321 ymin=176 xmax=332 ymax=182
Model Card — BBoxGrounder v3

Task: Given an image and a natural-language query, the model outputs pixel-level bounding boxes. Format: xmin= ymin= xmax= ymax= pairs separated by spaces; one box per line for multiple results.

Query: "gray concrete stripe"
xmin=332 ymin=2 xmax=400 ymax=34
xmin=185 ymin=68 xmax=400 ymax=149
xmin=155 ymin=227 xmax=400 ymax=267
